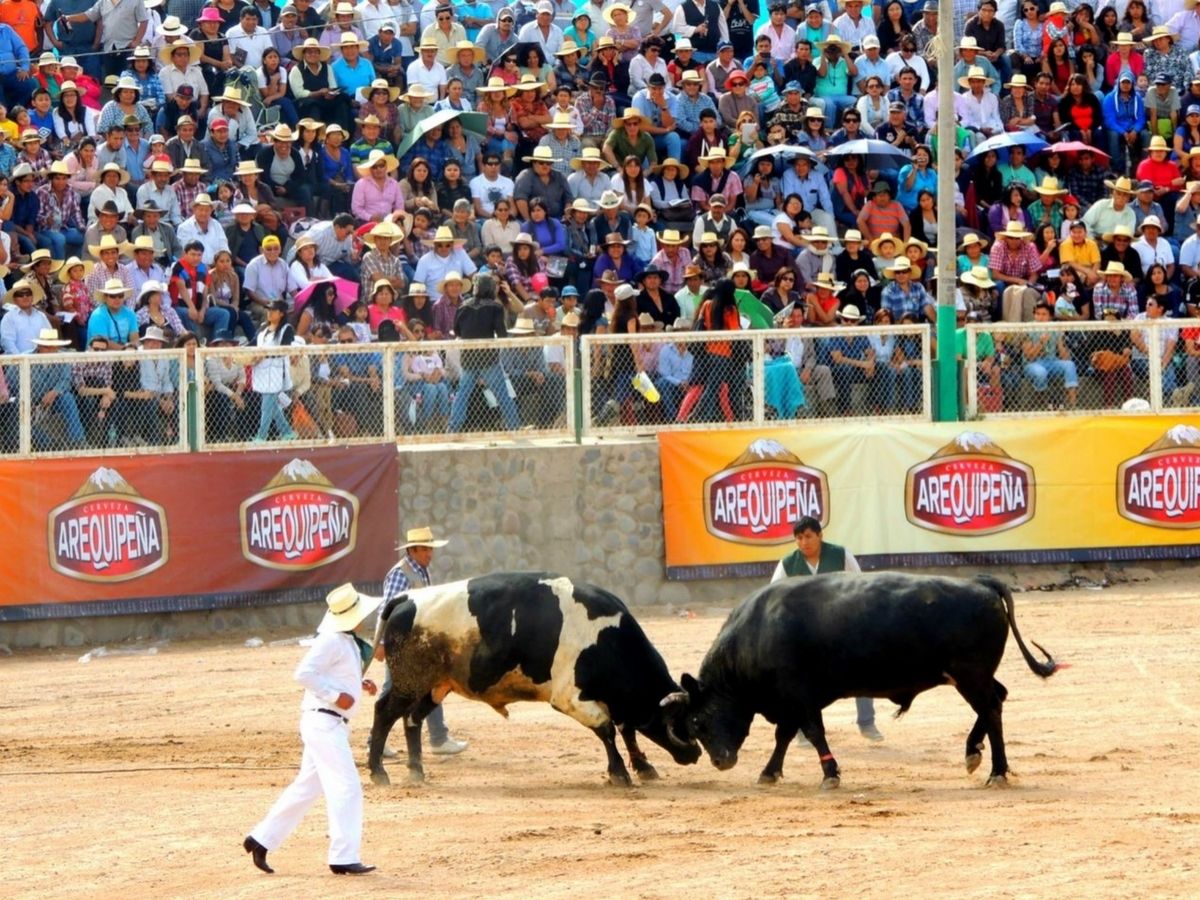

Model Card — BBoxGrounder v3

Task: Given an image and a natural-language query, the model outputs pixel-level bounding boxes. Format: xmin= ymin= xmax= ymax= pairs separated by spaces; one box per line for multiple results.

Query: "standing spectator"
xmin=448 ymin=273 xmax=521 ymax=432
xmin=60 ymin=0 xmax=149 ymax=82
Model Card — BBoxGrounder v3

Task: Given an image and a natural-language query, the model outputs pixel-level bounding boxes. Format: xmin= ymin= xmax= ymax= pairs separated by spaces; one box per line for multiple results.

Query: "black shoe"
xmin=330 ymin=863 xmax=376 ymax=875
xmin=243 ymin=836 xmax=273 ymax=874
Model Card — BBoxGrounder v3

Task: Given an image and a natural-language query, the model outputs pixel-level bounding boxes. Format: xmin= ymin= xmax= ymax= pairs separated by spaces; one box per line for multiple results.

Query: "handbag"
xmin=291 ymin=397 xmax=319 ymax=438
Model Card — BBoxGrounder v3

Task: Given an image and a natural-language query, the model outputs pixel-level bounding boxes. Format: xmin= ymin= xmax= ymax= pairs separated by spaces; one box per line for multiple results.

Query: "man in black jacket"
xmin=255 ymin=123 xmax=316 ymax=211
xmin=448 ymin=274 xmax=521 ymax=432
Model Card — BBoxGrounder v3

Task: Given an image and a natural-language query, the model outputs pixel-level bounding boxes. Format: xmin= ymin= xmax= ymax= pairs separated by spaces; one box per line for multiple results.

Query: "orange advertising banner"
xmin=660 ymin=419 xmax=1200 ymax=579
xmin=0 ymin=446 xmax=398 ymax=619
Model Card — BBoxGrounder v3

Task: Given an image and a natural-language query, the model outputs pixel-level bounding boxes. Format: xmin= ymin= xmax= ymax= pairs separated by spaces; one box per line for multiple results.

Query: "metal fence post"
xmin=1148 ymin=325 xmax=1164 ymax=412
xmin=965 ymin=325 xmax=978 ymax=419
xmin=751 ymin=333 xmax=765 ymax=426
xmin=194 ymin=348 xmax=208 ymax=451
xmin=382 ymin=346 xmax=396 ymax=442
xmin=18 ymin=357 xmax=31 ymax=455
xmin=579 ymin=334 xmax=593 ymax=438
xmin=561 ymin=337 xmax=579 ymax=443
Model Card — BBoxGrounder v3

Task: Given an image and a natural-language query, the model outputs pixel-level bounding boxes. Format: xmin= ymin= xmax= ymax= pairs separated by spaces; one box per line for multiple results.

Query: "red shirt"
xmin=1136 ymin=156 xmax=1182 ymax=190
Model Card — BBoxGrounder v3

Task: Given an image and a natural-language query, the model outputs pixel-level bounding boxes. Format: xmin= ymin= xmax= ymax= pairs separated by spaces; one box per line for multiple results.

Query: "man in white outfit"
xmin=243 ymin=584 xmax=380 ymax=876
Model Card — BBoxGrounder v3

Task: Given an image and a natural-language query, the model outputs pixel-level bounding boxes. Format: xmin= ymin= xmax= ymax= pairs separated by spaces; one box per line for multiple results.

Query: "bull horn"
xmin=659 ymin=691 xmax=689 ymax=709
xmin=666 ymin=719 xmax=695 ymax=750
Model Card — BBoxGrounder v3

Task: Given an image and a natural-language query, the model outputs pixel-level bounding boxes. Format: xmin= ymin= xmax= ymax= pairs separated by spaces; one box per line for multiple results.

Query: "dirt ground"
xmin=4 ymin=578 xmax=1200 ymax=899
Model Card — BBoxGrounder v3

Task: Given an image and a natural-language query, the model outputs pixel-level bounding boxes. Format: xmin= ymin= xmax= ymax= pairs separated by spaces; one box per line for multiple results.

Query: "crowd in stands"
xmin=4 ymin=0 xmax=1200 ymax=448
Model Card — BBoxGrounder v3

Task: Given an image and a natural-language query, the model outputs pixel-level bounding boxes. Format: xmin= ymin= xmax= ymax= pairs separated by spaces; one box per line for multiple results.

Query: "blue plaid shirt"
xmin=121 ymin=68 xmax=166 ymax=111
xmin=382 ymin=553 xmax=431 ymax=600
xmin=881 ymin=280 xmax=931 ymax=320
xmin=402 ymin=138 xmax=450 ymax=181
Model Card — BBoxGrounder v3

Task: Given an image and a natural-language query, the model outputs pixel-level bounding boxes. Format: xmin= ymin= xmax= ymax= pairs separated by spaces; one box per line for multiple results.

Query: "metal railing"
xmin=963 ymin=319 xmax=1193 ymax=418
xmin=579 ymin=325 xmax=933 ymax=437
xmin=193 ymin=336 xmax=576 ymax=449
xmin=0 ymin=348 xmax=189 ymax=458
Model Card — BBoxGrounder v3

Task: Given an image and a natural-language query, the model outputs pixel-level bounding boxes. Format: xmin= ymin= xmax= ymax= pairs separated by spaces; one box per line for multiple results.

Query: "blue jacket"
xmin=1103 ymin=88 xmax=1146 ymax=134
xmin=0 ymin=24 xmax=28 ymax=76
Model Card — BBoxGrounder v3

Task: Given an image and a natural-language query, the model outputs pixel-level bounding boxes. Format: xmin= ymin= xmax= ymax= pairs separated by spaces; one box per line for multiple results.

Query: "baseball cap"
xmin=647 ymin=72 xmax=666 ymax=87
xmin=862 ymin=35 xmax=880 ymax=49
xmin=210 ymin=117 xmax=229 ymax=130
xmin=1188 ymin=104 xmax=1200 ymax=116
xmin=177 ymin=84 xmax=195 ymax=97
xmin=782 ymin=81 xmax=803 ymax=94
xmin=562 ymin=285 xmax=579 ymax=297
xmin=262 ymin=236 xmax=281 ymax=249
xmin=717 ymin=40 xmax=733 ymax=51
xmin=1155 ymin=73 xmax=1171 ymax=85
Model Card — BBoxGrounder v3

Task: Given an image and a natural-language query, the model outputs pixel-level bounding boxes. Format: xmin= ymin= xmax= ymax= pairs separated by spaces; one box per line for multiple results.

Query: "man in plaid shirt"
xmin=1091 ymin=261 xmax=1139 ymax=319
xmin=374 ymin=526 xmax=468 ymax=758
xmin=988 ymin=222 xmax=1043 ymax=322
xmin=576 ymin=74 xmax=616 ymax=148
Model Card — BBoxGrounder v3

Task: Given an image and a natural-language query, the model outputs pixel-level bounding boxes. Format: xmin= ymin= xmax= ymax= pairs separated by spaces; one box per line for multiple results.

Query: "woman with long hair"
xmin=443 ymin=118 xmax=483 ymax=180
xmin=505 ymin=233 xmax=547 ymax=303
xmin=97 ymin=77 xmax=152 ymax=138
xmin=1055 ymin=73 xmax=1105 ymax=145
xmin=361 ymin=79 xmax=401 ymax=146
xmin=695 ymin=232 xmax=732 ymax=283
xmin=1076 ymin=44 xmax=1105 ymax=94
xmin=481 ymin=198 xmax=521 ymax=254
xmin=1122 ymin=0 xmax=1152 ymax=42
xmin=296 ymin=280 xmax=343 ymax=338
xmin=876 ymin=0 xmax=912 ymax=54
xmin=1000 ymin=73 xmax=1038 ymax=132
xmin=608 ymin=279 xmax=642 ymax=422
xmin=1096 ymin=5 xmax=1120 ymax=45
xmin=52 ymin=81 xmax=97 ymax=151
xmin=207 ymin=249 xmax=254 ymax=342
xmin=726 ymin=228 xmax=752 ymax=267
xmin=1012 ymin=2 xmax=1045 ymax=80
xmin=477 ymin=77 xmax=518 ymax=168
xmin=258 ymin=47 xmax=298 ymax=128
xmin=518 ymin=41 xmax=556 ymax=93
xmin=695 ymin=278 xmax=745 ymax=423
xmin=856 ymin=76 xmax=889 ymax=134
xmin=989 ymin=183 xmax=1034 ymax=236
xmin=401 ymin=157 xmax=439 ymax=212
xmin=522 ymin=198 xmax=568 ymax=256
xmin=831 ymin=153 xmax=868 ymax=229
xmin=761 ymin=268 xmax=801 ymax=314
xmin=913 ymin=190 xmax=939 ymax=247
xmin=611 ymin=154 xmax=652 ymax=214
xmin=135 ymin=280 xmax=186 ymax=339
xmin=650 ymin=158 xmax=692 ymax=224
xmin=554 ymin=39 xmax=588 ymax=93
xmin=318 ymin=124 xmax=354 ymax=214
xmin=773 ymin=193 xmax=809 ymax=253
xmin=401 ymin=284 xmax=435 ymax=333
xmin=1043 ymin=38 xmax=1074 ymax=94
xmin=797 ymin=107 xmax=829 ymax=154
xmin=974 ymin=149 xmax=1005 ymax=212
xmin=251 ymin=301 xmax=298 ymax=442
xmin=1071 ymin=6 xmax=1102 ymax=53
xmin=1146 ymin=262 xmax=1184 ymax=316
xmin=290 ymin=236 xmax=333 ymax=293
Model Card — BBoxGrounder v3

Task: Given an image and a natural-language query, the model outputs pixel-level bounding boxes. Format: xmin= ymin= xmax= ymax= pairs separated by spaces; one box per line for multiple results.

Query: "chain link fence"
xmin=579 ymin=325 xmax=932 ymax=436
xmin=193 ymin=336 xmax=576 ymax=448
xmin=963 ymin=320 xmax=1192 ymax=418
xmin=0 ymin=348 xmax=189 ymax=457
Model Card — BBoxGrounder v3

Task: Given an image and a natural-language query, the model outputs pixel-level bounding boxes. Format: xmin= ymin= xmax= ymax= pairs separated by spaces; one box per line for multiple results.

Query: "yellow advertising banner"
xmin=659 ymin=418 xmax=1200 ymax=578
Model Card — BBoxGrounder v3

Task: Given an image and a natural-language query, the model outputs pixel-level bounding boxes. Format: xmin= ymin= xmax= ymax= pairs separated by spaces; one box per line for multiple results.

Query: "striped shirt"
xmin=861 ymin=200 xmax=906 ymax=239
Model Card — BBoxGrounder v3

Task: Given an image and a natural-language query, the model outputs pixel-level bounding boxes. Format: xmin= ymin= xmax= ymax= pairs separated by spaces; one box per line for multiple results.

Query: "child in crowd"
xmin=628 ymin=202 xmax=657 ymax=265
xmin=347 ymin=301 xmax=373 ymax=342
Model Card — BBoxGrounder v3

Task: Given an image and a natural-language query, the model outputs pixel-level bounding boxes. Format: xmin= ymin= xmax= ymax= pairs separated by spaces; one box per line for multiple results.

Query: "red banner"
xmin=0 ymin=446 xmax=398 ymax=615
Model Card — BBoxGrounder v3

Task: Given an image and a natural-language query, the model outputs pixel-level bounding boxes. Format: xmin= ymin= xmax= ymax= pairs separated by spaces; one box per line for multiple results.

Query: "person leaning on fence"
xmin=448 ymin=273 xmax=520 ymax=432
xmin=693 ymin=278 xmax=744 ymax=424
xmin=988 ymin=221 xmax=1044 ymax=323
xmin=29 ymin=328 xmax=86 ymax=450
xmin=251 ymin=300 xmax=299 ymax=443
xmin=330 ymin=324 xmax=384 ymax=436
xmin=502 ymin=315 xmax=565 ymax=428
xmin=1022 ymin=302 xmax=1079 ymax=410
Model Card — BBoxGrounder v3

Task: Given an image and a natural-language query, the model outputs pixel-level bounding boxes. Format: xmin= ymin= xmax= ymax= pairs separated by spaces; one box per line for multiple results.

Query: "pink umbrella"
xmin=1040 ymin=140 xmax=1112 ymax=168
xmin=293 ymin=277 xmax=360 ymax=315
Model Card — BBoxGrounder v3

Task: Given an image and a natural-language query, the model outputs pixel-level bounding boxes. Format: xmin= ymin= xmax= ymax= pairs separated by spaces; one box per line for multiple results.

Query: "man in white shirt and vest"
xmin=770 ymin=515 xmax=884 ymax=743
xmin=374 ymin=525 xmax=468 ymax=756
xmin=243 ymin=584 xmax=381 ymax=876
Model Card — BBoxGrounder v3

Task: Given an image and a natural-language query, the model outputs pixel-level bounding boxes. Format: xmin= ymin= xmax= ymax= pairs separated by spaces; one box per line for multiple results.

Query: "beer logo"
xmin=905 ymin=432 xmax=1035 ymax=535
xmin=48 ymin=467 xmax=168 ymax=582
xmin=703 ymin=439 xmax=829 ymax=545
xmin=1117 ymin=425 xmax=1200 ymax=528
xmin=241 ymin=459 xmax=360 ymax=570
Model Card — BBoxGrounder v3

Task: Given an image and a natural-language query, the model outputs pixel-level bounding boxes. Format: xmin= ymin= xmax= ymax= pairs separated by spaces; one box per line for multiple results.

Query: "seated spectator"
xmin=1021 ymin=301 xmax=1079 ymax=408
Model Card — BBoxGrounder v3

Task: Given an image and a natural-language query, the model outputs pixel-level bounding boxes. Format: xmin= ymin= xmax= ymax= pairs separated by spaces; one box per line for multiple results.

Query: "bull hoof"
xmin=965 ymin=752 xmax=982 ymax=774
xmin=407 ymin=768 xmax=426 ymax=785
xmin=634 ymin=764 xmax=660 ymax=782
xmin=608 ymin=770 xmax=634 ymax=788
xmin=758 ymin=772 xmax=781 ymax=785
xmin=819 ymin=776 xmax=841 ymax=791
xmin=985 ymin=774 xmax=1010 ymax=788
xmin=369 ymin=769 xmax=390 ymax=787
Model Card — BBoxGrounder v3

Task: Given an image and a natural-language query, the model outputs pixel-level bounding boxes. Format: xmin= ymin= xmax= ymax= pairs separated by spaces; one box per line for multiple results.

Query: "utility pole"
xmin=935 ymin=0 xmax=959 ymax=421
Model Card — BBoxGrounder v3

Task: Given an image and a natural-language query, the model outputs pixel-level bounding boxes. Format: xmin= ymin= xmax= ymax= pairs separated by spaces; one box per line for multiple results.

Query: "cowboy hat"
xmin=98 ymin=162 xmax=131 ymax=186
xmin=126 ymin=46 xmax=153 ymax=64
xmin=1138 ymin=215 xmax=1165 ymax=233
xmin=1004 ymin=74 xmax=1031 ymax=90
xmin=363 ymin=78 xmax=401 ymax=102
xmin=995 ymin=222 xmax=1032 ymax=240
xmin=522 ymin=146 xmax=556 ymax=165
xmin=137 ymin=281 xmax=169 ymax=304
xmin=554 ymin=39 xmax=583 ymax=58
xmin=453 ymin=39 xmax=487 ymax=63
xmin=399 ymin=526 xmax=449 ymax=549
xmin=401 ymin=83 xmax=435 ymax=101
xmin=697 ymin=146 xmax=729 ymax=167
xmin=159 ymin=38 xmax=202 ymax=66
xmin=230 ymin=202 xmax=257 ymax=217
xmin=1102 ymin=223 xmax=1136 ymax=243
xmin=816 ymin=35 xmax=851 ymax=53
xmin=602 ymin=232 xmax=629 ymax=246
xmin=548 ymin=111 xmax=573 ymax=130
xmin=17 ymin=128 xmax=42 ymax=145
xmin=961 ymin=266 xmax=995 ymax=289
xmin=477 ymin=77 xmax=517 ymax=97
xmin=405 ymin=283 xmax=430 ymax=299
xmin=612 ymin=109 xmax=644 ymax=128
xmin=317 ymin=584 xmax=383 ymax=634
xmin=515 ymin=73 xmax=545 ymax=92
xmin=22 ymin=249 xmax=64 ymax=274
xmin=269 ymin=123 xmax=297 ymax=142
xmin=355 ymin=149 xmax=400 ymax=177
xmin=57 ymin=80 xmax=80 ymax=98
xmin=176 ymin=157 xmax=209 ymax=175
xmin=602 ymin=2 xmax=632 ymax=24
xmin=1099 ymin=260 xmax=1134 ymax=280
xmin=215 ymin=85 xmax=250 ymax=108
xmin=94 ymin=277 xmax=133 ymax=298
xmin=111 ymin=75 xmax=142 ymax=97
xmin=868 ymin=231 xmax=899 ymax=255
xmin=800 ymin=225 xmax=840 ymax=245
xmin=957 ymin=35 xmax=984 ymax=52
xmin=905 ymin=236 xmax=929 ymax=257
xmin=32 ymin=328 xmax=71 ymax=348
xmin=842 ymin=229 xmax=864 ymax=243
xmin=654 ymin=157 xmax=690 ymax=179
xmin=88 ymin=235 xmax=134 ymax=259
xmin=1148 ymin=135 xmax=1170 ymax=153
xmin=597 ymin=190 xmax=622 ymax=210
xmin=838 ymin=303 xmax=864 ymax=320
xmin=58 ymin=255 xmax=94 ymax=283
xmin=958 ymin=232 xmax=989 ymax=251
xmin=887 ymin=258 xmax=920 ymax=277
xmin=728 ymin=261 xmax=756 ymax=280
xmin=422 ymin=225 xmax=468 ymax=247
xmin=697 ymin=231 xmax=722 ymax=245
xmin=1034 ymin=177 xmax=1068 ymax=197
xmin=147 ymin=158 xmax=174 ymax=175
xmin=682 ymin=264 xmax=703 ymax=279
xmin=1104 ymin=175 xmax=1137 ymax=194
xmin=369 ymin=218 xmax=408 ymax=243
xmin=957 ymin=65 xmax=995 ymax=89
xmin=570 ymin=147 xmax=610 ymax=170
xmin=561 ymin=311 xmax=582 ymax=329
xmin=509 ymin=315 xmax=539 ymax=334
xmin=292 ymin=38 xmax=332 ymax=61
xmin=1142 ymin=25 xmax=1177 ymax=44
xmin=568 ymin=198 xmax=597 ymax=215
xmin=803 ymin=106 xmax=825 ymax=119
xmin=161 ymin=14 xmax=190 ymax=34
xmin=1111 ymin=32 xmax=1138 ymax=47
xmin=657 ymin=229 xmax=689 ymax=246
xmin=336 ymin=31 xmax=369 ymax=52
xmin=131 ymin=235 xmax=158 ymax=254
xmin=233 ymin=160 xmax=264 ymax=177
xmin=752 ymin=225 xmax=774 ymax=241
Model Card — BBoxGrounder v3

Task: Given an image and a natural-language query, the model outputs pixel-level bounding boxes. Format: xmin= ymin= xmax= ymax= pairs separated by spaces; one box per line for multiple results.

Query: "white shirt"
xmin=770 ymin=546 xmax=861 ymax=582
xmin=832 ymin=12 xmax=876 ymax=48
xmin=959 ymin=90 xmax=1003 ymax=133
xmin=226 ymin=24 xmax=275 ymax=69
xmin=469 ymin=172 xmax=514 ymax=216
xmin=516 ymin=20 xmax=564 ymax=57
xmin=1179 ymin=233 xmax=1200 ymax=271
xmin=406 ymin=57 xmax=448 ymax=94
xmin=176 ymin=216 xmax=230 ymax=266
xmin=1134 ymin=235 xmax=1175 ymax=272
xmin=357 ymin=0 xmax=393 ymax=40
xmin=885 ymin=51 xmax=930 ymax=91
xmin=296 ymin=630 xmax=366 ymax=720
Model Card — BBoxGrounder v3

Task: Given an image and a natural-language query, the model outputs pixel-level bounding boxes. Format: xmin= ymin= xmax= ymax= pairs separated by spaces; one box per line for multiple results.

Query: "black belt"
xmin=315 ymin=708 xmax=348 ymax=723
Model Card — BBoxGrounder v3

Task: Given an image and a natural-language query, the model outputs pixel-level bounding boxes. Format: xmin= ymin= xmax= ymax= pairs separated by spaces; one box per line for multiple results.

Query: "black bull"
xmin=366 ymin=572 xmax=701 ymax=786
xmin=663 ymin=573 xmax=1061 ymax=789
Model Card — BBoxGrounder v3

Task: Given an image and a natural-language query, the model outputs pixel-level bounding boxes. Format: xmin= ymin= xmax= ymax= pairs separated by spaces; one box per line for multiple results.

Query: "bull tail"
xmin=367 ymin=594 xmax=409 ymax=671
xmin=977 ymin=575 xmax=1060 ymax=679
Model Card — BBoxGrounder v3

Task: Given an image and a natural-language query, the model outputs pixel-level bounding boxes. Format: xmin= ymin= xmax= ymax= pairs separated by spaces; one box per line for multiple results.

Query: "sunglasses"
xmin=437 ymin=14 xmax=451 ymax=20
xmin=13 ymin=290 xmax=32 ymax=297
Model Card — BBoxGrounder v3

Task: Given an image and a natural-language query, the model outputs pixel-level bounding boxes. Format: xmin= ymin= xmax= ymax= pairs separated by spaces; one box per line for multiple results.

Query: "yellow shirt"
xmin=0 ymin=119 xmax=18 ymax=142
xmin=1059 ymin=238 xmax=1100 ymax=269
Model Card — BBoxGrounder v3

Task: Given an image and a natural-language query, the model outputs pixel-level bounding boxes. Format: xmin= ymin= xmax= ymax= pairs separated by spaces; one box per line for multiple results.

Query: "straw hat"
xmin=838 ymin=304 xmax=864 ymax=321
xmin=453 ymin=39 xmax=487 ymax=63
xmin=843 ymin=229 xmax=864 ymax=243
xmin=1102 ymin=223 xmax=1136 ymax=243
xmin=597 ymin=190 xmax=622 ymax=210
xmin=509 ymin=315 xmax=538 ymax=334
xmin=800 ymin=225 xmax=840 ymax=246
xmin=1104 ymin=175 xmax=1137 ymax=195
xmin=1034 ymin=177 xmax=1068 ymax=197
xmin=1148 ymin=135 xmax=1170 ymax=153
xmin=233 ymin=160 xmax=264 ymax=177
xmin=160 ymin=14 xmax=190 ymax=36
xmin=697 ymin=231 xmax=722 ymax=246
xmin=523 ymin=146 xmax=556 ymax=164
xmin=1099 ymin=260 xmax=1134 ymax=280
xmin=336 ymin=31 xmax=369 ymax=52
xmin=88 ymin=235 xmax=134 ymax=259
xmin=698 ymin=146 xmax=729 ymax=167
xmin=437 ymin=270 xmax=474 ymax=291
xmin=1143 ymin=25 xmax=1177 ymax=44
xmin=215 ymin=85 xmax=250 ymax=108
xmin=657 ymin=229 xmax=689 ymax=246
xmin=957 ymin=35 xmax=984 ymax=52
xmin=961 ymin=266 xmax=995 ymax=289
xmin=958 ymin=233 xmax=989 ymax=251
xmin=655 ymin=157 xmax=690 ymax=179
xmin=21 ymin=249 xmax=63 ymax=274
xmin=803 ymin=106 xmax=825 ymax=120
xmin=1138 ymin=215 xmax=1165 ymax=234
xmin=995 ymin=221 xmax=1032 ymax=240
xmin=399 ymin=526 xmax=449 ymax=549
xmin=401 ymin=83 xmax=434 ymax=101
xmin=816 ymin=35 xmax=851 ymax=53
xmin=515 ymin=73 xmax=545 ymax=92
xmin=958 ymin=65 xmax=995 ymax=89
xmin=365 ymin=78 xmax=401 ymax=102
xmin=269 ymin=123 xmax=297 ymax=143
xmin=905 ymin=236 xmax=929 ymax=257
xmin=94 ymin=277 xmax=133 ymax=298
xmin=131 ymin=235 xmax=158 ymax=254
xmin=176 ymin=157 xmax=209 ymax=175
xmin=601 ymin=232 xmax=629 ymax=247
xmin=292 ymin=38 xmax=332 ymax=61
xmin=603 ymin=2 xmax=633 ymax=24
xmin=317 ymin=584 xmax=383 ymax=634
xmin=159 ymin=37 xmax=202 ymax=66
xmin=58 ymin=255 xmax=93 ymax=283
xmin=549 ymin=111 xmax=573 ymax=130
xmin=868 ymin=231 xmax=899 ymax=255
xmin=561 ymin=311 xmax=582 ymax=329
xmin=111 ymin=75 xmax=141 ymax=96
xmin=612 ymin=109 xmax=644 ymax=128
xmin=32 ymin=328 xmax=71 ymax=348
xmin=728 ymin=261 xmax=756 ymax=281
xmin=477 ymin=76 xmax=517 ymax=97
xmin=18 ymin=128 xmax=42 ymax=145
xmin=554 ymin=39 xmax=583 ymax=58
xmin=1111 ymin=32 xmax=1137 ymax=48
xmin=369 ymin=218 xmax=408 ymax=243
xmin=887 ymin=258 xmax=920 ymax=277
xmin=422 ymin=225 xmax=467 ymax=247
xmin=356 ymin=149 xmax=400 ymax=177
xmin=405 ymin=283 xmax=430 ymax=298
xmin=570 ymin=147 xmax=610 ymax=170
xmin=98 ymin=162 xmax=131 ymax=186
xmin=1004 ymin=74 xmax=1031 ymax=90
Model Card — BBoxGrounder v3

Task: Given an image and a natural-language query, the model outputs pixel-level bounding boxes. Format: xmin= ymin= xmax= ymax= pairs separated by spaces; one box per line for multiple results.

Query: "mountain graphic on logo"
xmin=1143 ymin=425 xmax=1200 ymax=452
xmin=264 ymin=458 xmax=334 ymax=490
xmin=70 ymin=466 xmax=139 ymax=499
xmin=727 ymin=439 xmax=803 ymax=468
xmin=929 ymin=431 xmax=1010 ymax=459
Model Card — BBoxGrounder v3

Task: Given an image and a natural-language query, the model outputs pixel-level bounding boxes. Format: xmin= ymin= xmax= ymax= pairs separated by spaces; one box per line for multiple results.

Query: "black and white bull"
xmin=366 ymin=572 xmax=701 ymax=786
xmin=662 ymin=573 xmax=1060 ymax=789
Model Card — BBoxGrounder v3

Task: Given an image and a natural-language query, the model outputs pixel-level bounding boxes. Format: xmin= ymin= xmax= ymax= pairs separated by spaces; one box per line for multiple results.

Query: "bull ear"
xmin=680 ymin=673 xmax=703 ymax=698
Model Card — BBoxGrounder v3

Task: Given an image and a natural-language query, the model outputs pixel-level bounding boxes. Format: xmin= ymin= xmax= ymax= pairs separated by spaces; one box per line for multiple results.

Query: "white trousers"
xmin=250 ymin=710 xmax=363 ymax=865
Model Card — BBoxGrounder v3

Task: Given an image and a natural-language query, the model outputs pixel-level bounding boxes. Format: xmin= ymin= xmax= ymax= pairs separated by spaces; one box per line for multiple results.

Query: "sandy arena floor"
xmin=3 ymin=579 xmax=1200 ymax=899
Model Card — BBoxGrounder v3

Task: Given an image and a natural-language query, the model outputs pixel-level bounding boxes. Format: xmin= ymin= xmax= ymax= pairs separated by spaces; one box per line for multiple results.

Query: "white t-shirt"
xmin=469 ymin=172 xmax=515 ymax=216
